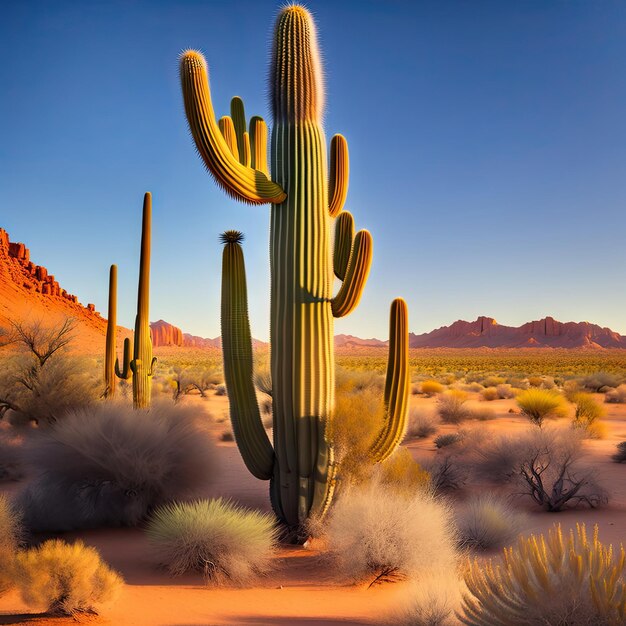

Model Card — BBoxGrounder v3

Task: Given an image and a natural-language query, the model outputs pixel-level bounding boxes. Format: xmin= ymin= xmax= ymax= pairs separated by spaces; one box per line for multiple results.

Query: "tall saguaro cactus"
xmin=130 ymin=192 xmax=156 ymax=409
xmin=181 ymin=6 xmax=409 ymax=533
xmin=104 ymin=264 xmax=118 ymax=398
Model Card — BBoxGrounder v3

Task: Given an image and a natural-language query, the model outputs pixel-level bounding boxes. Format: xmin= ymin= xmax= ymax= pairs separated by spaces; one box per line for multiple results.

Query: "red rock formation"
xmin=409 ymin=316 xmax=626 ymax=349
xmin=150 ymin=319 xmax=184 ymax=347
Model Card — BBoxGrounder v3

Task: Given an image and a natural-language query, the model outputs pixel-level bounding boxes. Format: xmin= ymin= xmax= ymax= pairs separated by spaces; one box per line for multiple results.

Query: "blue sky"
xmin=2 ymin=0 xmax=626 ymax=340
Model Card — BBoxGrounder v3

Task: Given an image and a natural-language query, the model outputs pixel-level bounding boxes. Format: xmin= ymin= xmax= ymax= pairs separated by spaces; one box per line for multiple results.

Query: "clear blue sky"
xmin=2 ymin=0 xmax=626 ymax=340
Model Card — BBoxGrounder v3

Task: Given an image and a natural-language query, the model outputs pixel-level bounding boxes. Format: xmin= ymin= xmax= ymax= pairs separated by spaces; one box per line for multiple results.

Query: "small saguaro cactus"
xmin=104 ymin=264 xmax=118 ymax=398
xmin=182 ymin=6 xmax=409 ymax=534
xmin=130 ymin=192 xmax=156 ymax=409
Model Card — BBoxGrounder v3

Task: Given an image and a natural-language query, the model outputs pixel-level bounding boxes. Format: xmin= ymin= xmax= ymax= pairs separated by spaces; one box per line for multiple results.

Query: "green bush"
xmin=572 ymin=392 xmax=606 ymax=439
xmin=146 ymin=498 xmax=277 ymax=585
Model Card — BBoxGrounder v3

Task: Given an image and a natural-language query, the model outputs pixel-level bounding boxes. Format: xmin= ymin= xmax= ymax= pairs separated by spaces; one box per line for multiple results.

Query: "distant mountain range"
xmin=2 ymin=227 xmax=624 ymax=352
xmin=150 ymin=316 xmax=626 ymax=350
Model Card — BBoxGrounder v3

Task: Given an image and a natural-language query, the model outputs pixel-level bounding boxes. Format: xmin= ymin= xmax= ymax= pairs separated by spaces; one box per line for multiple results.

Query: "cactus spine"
xmin=130 ymin=192 xmax=155 ymax=409
xmin=104 ymin=264 xmax=117 ymax=398
xmin=181 ymin=6 xmax=409 ymax=533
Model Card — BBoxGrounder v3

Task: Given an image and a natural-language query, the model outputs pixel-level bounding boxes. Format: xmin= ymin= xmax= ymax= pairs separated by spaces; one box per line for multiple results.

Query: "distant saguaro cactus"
xmin=130 ymin=193 xmax=156 ymax=409
xmin=104 ymin=264 xmax=117 ymax=398
xmin=181 ymin=6 xmax=409 ymax=535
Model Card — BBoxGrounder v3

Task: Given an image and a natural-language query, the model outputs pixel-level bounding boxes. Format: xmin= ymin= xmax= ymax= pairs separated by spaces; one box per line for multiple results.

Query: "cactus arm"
xmin=249 ymin=116 xmax=269 ymax=176
xmin=132 ymin=192 xmax=154 ymax=409
xmin=115 ymin=337 xmax=132 ymax=380
xmin=331 ymin=229 xmax=373 ymax=318
xmin=242 ymin=132 xmax=251 ymax=167
xmin=104 ymin=264 xmax=117 ymax=398
xmin=230 ymin=96 xmax=247 ymax=165
xmin=218 ymin=116 xmax=239 ymax=160
xmin=180 ymin=51 xmax=286 ymax=205
xmin=328 ymin=134 xmax=349 ymax=217
xmin=369 ymin=298 xmax=410 ymax=462
xmin=221 ymin=231 xmax=275 ymax=480
xmin=333 ymin=211 xmax=355 ymax=280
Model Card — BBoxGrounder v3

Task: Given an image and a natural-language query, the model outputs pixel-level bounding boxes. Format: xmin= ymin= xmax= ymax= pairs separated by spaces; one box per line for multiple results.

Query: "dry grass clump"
xmin=377 ymin=448 xmax=431 ymax=495
xmin=0 ymin=494 xmax=22 ymax=597
xmin=420 ymin=380 xmax=445 ymax=396
xmin=480 ymin=387 xmax=498 ymax=401
xmin=481 ymin=376 xmax=506 ymax=388
xmin=460 ymin=524 xmax=626 ymax=626
xmin=425 ymin=455 xmax=467 ymax=493
xmin=393 ymin=572 xmax=462 ymax=626
xmin=435 ymin=432 xmax=464 ymax=449
xmin=606 ymin=384 xmax=626 ymax=404
xmin=324 ymin=480 xmax=458 ymax=587
xmin=406 ymin=408 xmax=440 ymax=439
xmin=456 ymin=493 xmax=527 ymax=550
xmin=146 ymin=498 xmax=277 ymax=585
xmin=19 ymin=402 xmax=216 ymax=531
xmin=572 ymin=392 xmax=607 ymax=439
xmin=580 ymin=371 xmax=622 ymax=393
xmin=13 ymin=539 xmax=122 ymax=616
xmin=495 ymin=384 xmax=517 ymax=399
xmin=438 ymin=390 xmax=471 ymax=424
xmin=516 ymin=388 xmax=568 ymax=426
xmin=612 ymin=442 xmax=626 ymax=463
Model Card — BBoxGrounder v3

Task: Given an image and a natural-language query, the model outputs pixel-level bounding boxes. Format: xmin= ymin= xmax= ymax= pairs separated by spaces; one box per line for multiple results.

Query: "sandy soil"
xmin=1 ymin=392 xmax=626 ymax=625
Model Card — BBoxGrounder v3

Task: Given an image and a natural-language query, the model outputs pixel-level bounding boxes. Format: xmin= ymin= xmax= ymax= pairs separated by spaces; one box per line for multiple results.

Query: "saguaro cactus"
xmin=130 ymin=192 xmax=156 ymax=409
xmin=181 ymin=6 xmax=409 ymax=533
xmin=104 ymin=264 xmax=118 ymax=398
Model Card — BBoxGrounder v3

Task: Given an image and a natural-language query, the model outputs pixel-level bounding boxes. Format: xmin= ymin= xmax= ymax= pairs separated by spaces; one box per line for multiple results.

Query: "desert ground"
xmin=1 ymin=347 xmax=626 ymax=625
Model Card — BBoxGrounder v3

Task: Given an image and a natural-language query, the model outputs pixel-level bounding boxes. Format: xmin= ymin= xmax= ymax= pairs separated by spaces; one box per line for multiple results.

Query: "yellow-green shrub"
xmin=480 ymin=387 xmax=498 ymax=401
xmin=461 ymin=524 xmax=626 ymax=625
xmin=572 ymin=392 xmax=607 ymax=439
xmin=14 ymin=540 xmax=123 ymax=615
xmin=516 ymin=388 xmax=568 ymax=426
xmin=420 ymin=380 xmax=444 ymax=396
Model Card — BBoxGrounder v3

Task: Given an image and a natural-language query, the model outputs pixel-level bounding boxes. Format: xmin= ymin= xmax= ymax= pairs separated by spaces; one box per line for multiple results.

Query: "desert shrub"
xmin=468 ymin=405 xmax=496 ymax=421
xmin=495 ymin=384 xmax=517 ymax=399
xmin=606 ymin=384 xmax=626 ymax=403
xmin=516 ymin=388 xmax=568 ymax=426
xmin=335 ymin=366 xmax=385 ymax=394
xmin=425 ymin=455 xmax=466 ymax=492
xmin=214 ymin=384 xmax=226 ymax=396
xmin=527 ymin=376 xmax=543 ymax=388
xmin=580 ymin=371 xmax=622 ymax=393
xmin=420 ymin=380 xmax=444 ymax=396
xmin=182 ymin=366 xmax=221 ymax=398
xmin=146 ymin=498 xmax=277 ymax=584
xmin=438 ymin=390 xmax=471 ymax=424
xmin=0 ymin=432 xmax=24 ymax=481
xmin=563 ymin=379 xmax=581 ymax=401
xmin=324 ymin=480 xmax=458 ymax=586
xmin=464 ymin=382 xmax=484 ymax=393
xmin=18 ymin=402 xmax=216 ymax=531
xmin=480 ymin=387 xmax=498 ymax=401
xmin=394 ymin=572 xmax=462 ymax=626
xmin=254 ymin=367 xmax=273 ymax=397
xmin=406 ymin=408 xmax=440 ymax=439
xmin=456 ymin=493 xmax=527 ymax=550
xmin=572 ymin=392 xmax=607 ymax=439
xmin=13 ymin=539 xmax=122 ymax=616
xmin=220 ymin=429 xmax=234 ymax=442
xmin=435 ymin=433 xmax=463 ymax=449
xmin=460 ymin=524 xmax=626 ymax=625
xmin=513 ymin=428 xmax=607 ymax=511
xmin=612 ymin=442 xmax=626 ymax=463
xmin=328 ymin=384 xmax=385 ymax=485
xmin=377 ymin=447 xmax=430 ymax=495
xmin=469 ymin=433 xmax=522 ymax=484
xmin=0 ymin=494 xmax=22 ymax=597
xmin=481 ymin=376 xmax=506 ymax=388
xmin=0 ymin=319 xmax=98 ymax=425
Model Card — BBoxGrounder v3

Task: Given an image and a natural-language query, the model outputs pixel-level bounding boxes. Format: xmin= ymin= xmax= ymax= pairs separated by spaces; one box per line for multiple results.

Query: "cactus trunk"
xmin=131 ymin=192 xmax=155 ymax=409
xmin=104 ymin=264 xmax=117 ymax=398
xmin=182 ymin=5 xmax=409 ymax=537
